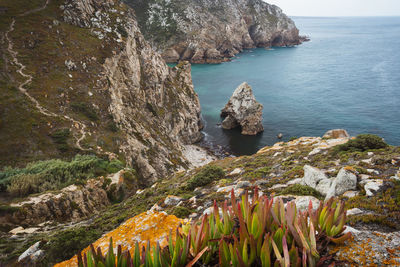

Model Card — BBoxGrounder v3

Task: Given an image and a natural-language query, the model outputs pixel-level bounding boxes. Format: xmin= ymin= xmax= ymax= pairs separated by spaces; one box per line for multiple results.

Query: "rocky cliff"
xmin=0 ymin=0 xmax=203 ymax=182
xmin=126 ymin=0 xmax=304 ymax=63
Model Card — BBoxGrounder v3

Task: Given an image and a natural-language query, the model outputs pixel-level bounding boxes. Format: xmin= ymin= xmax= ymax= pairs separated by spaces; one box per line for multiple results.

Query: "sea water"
xmin=191 ymin=17 xmax=400 ymax=155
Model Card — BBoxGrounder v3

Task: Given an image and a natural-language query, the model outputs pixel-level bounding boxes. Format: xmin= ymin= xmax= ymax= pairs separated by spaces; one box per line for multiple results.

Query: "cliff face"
xmin=126 ymin=0 xmax=303 ymax=63
xmin=0 ymin=0 xmax=203 ymax=182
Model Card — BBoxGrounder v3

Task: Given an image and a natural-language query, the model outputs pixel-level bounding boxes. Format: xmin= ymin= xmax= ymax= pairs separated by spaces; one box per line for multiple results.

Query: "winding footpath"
xmin=5 ymin=0 xmax=89 ymax=151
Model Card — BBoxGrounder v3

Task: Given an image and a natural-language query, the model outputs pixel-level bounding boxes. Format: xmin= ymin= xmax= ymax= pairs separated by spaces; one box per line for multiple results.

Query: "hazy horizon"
xmin=266 ymin=0 xmax=400 ymax=17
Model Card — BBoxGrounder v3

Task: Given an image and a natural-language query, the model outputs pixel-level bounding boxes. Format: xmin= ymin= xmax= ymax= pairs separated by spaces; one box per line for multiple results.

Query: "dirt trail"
xmin=4 ymin=0 xmax=89 ymax=151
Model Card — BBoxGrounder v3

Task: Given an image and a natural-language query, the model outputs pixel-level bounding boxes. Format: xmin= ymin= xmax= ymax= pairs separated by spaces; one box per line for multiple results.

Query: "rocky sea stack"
xmin=126 ymin=0 xmax=305 ymax=63
xmin=221 ymin=82 xmax=264 ymax=135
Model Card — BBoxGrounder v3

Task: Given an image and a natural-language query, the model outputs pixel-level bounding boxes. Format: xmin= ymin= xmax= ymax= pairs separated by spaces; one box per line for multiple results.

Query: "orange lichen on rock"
xmin=330 ymin=232 xmax=400 ymax=266
xmin=54 ymin=211 xmax=183 ymax=267
xmin=343 ymin=166 xmax=356 ymax=173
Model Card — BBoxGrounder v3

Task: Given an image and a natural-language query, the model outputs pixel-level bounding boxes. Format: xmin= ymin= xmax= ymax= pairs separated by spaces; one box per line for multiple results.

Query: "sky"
xmin=266 ymin=0 xmax=400 ymax=17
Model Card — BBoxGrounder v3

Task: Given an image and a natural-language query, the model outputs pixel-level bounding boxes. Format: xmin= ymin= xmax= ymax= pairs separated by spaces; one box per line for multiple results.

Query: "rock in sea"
xmin=220 ymin=82 xmax=263 ymax=135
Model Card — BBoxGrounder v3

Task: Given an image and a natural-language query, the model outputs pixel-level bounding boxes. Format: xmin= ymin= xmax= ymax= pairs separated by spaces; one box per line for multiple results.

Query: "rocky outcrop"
xmin=323 ymin=129 xmax=350 ymax=139
xmin=55 ymin=211 xmax=183 ymax=267
xmin=127 ymin=0 xmax=305 ymax=63
xmin=221 ymin=82 xmax=263 ymax=135
xmin=7 ymin=179 xmax=109 ymax=226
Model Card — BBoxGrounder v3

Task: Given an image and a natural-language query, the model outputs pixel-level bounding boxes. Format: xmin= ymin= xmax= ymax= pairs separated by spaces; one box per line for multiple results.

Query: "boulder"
xmin=325 ymin=167 xmax=357 ymax=200
xmin=164 ymin=195 xmax=183 ymax=206
xmin=228 ymin=168 xmax=243 ymax=176
xmin=303 ymin=165 xmax=328 ymax=188
xmin=221 ymin=82 xmax=263 ymax=135
xmin=315 ymin=178 xmax=333 ymax=196
xmin=18 ymin=241 xmax=43 ymax=263
xmin=293 ymin=196 xmax=320 ymax=211
xmin=235 ymin=180 xmax=251 ymax=189
xmin=323 ymin=129 xmax=350 ymax=139
xmin=364 ymin=179 xmax=384 ymax=196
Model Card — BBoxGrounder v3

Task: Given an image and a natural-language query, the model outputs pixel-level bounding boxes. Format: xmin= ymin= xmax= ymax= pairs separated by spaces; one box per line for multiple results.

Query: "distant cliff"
xmin=127 ymin=0 xmax=304 ymax=63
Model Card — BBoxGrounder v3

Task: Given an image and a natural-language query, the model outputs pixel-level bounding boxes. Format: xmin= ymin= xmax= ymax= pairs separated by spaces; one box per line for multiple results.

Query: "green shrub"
xmin=278 ymin=184 xmax=323 ymax=199
xmin=333 ymin=134 xmax=388 ymax=153
xmin=171 ymin=206 xmax=193 ymax=218
xmin=1 ymin=155 xmax=125 ymax=197
xmin=186 ymin=165 xmax=225 ymax=190
xmin=289 ymin=136 xmax=298 ymax=141
xmin=44 ymin=227 xmax=101 ymax=263
xmin=71 ymin=102 xmax=99 ymax=121
xmin=50 ymin=128 xmax=71 ymax=152
xmin=107 ymin=122 xmax=119 ymax=132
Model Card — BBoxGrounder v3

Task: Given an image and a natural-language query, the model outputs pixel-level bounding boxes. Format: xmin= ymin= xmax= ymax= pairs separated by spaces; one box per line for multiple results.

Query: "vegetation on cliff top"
xmin=0 ymin=155 xmax=123 ymax=197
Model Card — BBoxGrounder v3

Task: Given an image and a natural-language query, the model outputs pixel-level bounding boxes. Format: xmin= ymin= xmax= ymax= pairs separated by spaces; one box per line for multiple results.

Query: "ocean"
xmin=191 ymin=17 xmax=400 ymax=155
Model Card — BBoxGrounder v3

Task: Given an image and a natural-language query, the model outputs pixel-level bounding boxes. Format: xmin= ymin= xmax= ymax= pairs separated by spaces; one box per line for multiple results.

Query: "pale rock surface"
xmin=164 ymin=196 xmax=183 ymax=206
xmin=228 ymin=168 xmax=243 ymax=176
xmin=182 ymin=145 xmax=216 ymax=168
xmin=325 ymin=168 xmax=357 ymax=200
xmin=364 ymin=179 xmax=384 ymax=196
xmin=18 ymin=241 xmax=44 ymax=264
xmin=303 ymin=165 xmax=328 ymax=188
xmin=286 ymin=178 xmax=303 ymax=186
xmin=342 ymin=191 xmax=359 ymax=198
xmin=221 ymin=82 xmax=263 ymax=135
xmin=292 ymin=196 xmax=320 ymax=211
xmin=315 ymin=178 xmax=333 ymax=196
xmin=346 ymin=208 xmax=364 ymax=216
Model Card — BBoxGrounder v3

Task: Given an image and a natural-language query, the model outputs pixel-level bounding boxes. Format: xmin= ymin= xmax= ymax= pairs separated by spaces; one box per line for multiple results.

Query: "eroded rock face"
xmin=63 ymin=0 xmax=203 ymax=182
xmin=8 ymin=179 xmax=109 ymax=226
xmin=221 ymin=82 xmax=263 ymax=135
xmin=127 ymin=0 xmax=304 ymax=63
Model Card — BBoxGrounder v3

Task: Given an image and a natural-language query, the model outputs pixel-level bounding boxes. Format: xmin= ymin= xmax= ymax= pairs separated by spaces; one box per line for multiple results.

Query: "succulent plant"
xmin=77 ymin=187 xmax=351 ymax=267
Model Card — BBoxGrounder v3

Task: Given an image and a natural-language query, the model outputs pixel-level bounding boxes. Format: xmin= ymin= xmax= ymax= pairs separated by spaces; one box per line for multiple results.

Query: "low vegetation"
xmin=278 ymin=184 xmax=324 ymax=200
xmin=78 ymin=190 xmax=350 ymax=267
xmin=0 ymin=155 xmax=124 ymax=197
xmin=71 ymin=102 xmax=99 ymax=121
xmin=333 ymin=134 xmax=388 ymax=154
xmin=185 ymin=165 xmax=225 ymax=190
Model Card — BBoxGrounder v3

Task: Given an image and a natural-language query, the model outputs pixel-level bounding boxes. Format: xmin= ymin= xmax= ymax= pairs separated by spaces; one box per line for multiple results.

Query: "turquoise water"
xmin=191 ymin=17 xmax=400 ymax=155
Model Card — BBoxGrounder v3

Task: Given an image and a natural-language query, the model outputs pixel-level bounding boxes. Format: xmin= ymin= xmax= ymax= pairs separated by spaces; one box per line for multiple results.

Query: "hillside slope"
xmin=0 ymin=0 xmax=203 ymax=181
xmin=127 ymin=0 xmax=304 ymax=63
